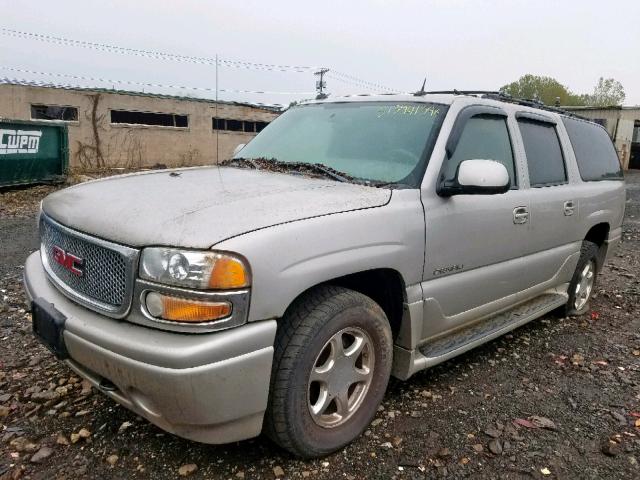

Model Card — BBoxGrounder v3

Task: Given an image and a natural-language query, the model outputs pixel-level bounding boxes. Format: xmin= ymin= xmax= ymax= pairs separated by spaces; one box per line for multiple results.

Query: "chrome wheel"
xmin=574 ymin=260 xmax=595 ymax=311
xmin=307 ymin=327 xmax=374 ymax=428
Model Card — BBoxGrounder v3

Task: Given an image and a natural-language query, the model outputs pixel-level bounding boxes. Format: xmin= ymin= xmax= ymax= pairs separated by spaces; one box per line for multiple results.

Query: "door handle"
xmin=513 ymin=206 xmax=529 ymax=224
xmin=564 ymin=201 xmax=575 ymax=216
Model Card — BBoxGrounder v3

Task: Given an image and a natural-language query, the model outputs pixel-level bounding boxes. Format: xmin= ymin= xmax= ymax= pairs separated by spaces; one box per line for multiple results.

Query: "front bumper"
xmin=24 ymin=251 xmax=276 ymax=444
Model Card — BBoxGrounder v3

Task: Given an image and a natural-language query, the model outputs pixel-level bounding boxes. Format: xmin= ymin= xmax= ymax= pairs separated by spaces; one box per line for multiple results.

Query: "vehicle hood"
xmin=42 ymin=166 xmax=391 ymax=248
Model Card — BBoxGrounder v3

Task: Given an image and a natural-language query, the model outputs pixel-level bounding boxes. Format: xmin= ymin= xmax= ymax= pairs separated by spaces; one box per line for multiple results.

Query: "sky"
xmin=0 ymin=0 xmax=638 ymax=106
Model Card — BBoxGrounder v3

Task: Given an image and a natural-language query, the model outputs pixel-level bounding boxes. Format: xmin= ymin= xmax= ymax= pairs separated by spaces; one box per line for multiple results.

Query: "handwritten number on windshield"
xmin=376 ymin=104 xmax=440 ymax=118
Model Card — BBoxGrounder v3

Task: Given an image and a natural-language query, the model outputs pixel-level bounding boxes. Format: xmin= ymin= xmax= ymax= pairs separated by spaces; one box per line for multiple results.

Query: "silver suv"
xmin=24 ymin=92 xmax=626 ymax=458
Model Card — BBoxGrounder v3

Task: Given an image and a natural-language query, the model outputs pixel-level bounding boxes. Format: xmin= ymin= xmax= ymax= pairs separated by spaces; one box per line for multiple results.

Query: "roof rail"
xmin=424 ymin=90 xmax=503 ymax=96
xmin=423 ymin=90 xmax=585 ymax=119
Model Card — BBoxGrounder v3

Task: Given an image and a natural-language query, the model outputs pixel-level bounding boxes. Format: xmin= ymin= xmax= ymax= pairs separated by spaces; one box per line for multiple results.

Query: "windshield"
xmin=235 ymin=101 xmax=448 ymax=187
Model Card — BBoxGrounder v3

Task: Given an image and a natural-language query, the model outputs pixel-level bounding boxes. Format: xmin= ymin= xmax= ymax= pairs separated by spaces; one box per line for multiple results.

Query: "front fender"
xmin=213 ymin=189 xmax=425 ymax=322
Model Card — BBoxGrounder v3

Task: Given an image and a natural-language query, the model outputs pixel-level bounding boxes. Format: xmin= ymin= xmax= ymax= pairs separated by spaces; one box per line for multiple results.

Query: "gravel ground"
xmin=1 ymin=173 xmax=639 ymax=480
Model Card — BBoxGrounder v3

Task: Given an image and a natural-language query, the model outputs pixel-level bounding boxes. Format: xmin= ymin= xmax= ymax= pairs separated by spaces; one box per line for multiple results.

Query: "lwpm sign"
xmin=0 ymin=129 xmax=42 ymax=155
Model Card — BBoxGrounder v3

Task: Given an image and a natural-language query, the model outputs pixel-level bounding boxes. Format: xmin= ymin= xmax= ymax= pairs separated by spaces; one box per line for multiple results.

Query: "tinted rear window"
xmin=562 ymin=117 xmax=623 ymax=181
xmin=518 ymin=119 xmax=567 ymax=187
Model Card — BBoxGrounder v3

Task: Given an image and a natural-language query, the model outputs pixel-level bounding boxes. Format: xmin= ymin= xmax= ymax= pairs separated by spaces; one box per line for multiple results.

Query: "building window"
xmin=213 ymin=118 xmax=269 ymax=133
xmin=111 ymin=110 xmax=188 ymax=128
xmin=31 ymin=104 xmax=78 ymax=121
xmin=226 ymin=119 xmax=243 ymax=132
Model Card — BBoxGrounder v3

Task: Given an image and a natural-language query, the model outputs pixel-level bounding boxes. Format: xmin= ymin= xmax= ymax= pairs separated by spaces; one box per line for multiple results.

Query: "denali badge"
xmin=433 ymin=264 xmax=464 ymax=276
xmin=52 ymin=245 xmax=85 ymax=276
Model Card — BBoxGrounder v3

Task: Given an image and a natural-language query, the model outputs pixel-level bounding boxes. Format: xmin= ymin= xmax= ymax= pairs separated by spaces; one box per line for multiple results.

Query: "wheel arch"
xmin=281 ymin=268 xmax=408 ymax=341
xmin=584 ymin=222 xmax=610 ymax=270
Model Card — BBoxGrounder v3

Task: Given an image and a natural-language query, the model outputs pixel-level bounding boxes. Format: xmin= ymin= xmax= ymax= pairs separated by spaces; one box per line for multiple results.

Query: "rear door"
xmin=516 ymin=113 xmax=582 ymax=287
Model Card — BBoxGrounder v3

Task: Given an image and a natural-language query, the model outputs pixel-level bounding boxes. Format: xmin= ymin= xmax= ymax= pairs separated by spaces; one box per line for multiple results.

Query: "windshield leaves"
xmin=222 ymin=157 xmax=261 ymax=170
xmin=222 ymin=157 xmax=356 ymax=184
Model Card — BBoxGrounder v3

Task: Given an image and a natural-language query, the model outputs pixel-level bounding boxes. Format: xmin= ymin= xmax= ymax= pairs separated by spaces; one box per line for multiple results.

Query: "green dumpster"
xmin=0 ymin=119 xmax=68 ymax=188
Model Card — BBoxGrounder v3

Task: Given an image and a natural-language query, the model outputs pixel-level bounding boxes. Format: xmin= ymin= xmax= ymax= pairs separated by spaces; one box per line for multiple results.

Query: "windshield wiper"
xmin=361 ymin=179 xmax=408 ymax=189
xmin=225 ymin=157 xmax=352 ymax=183
xmin=222 ymin=157 xmax=401 ymax=187
xmin=284 ymin=161 xmax=351 ymax=183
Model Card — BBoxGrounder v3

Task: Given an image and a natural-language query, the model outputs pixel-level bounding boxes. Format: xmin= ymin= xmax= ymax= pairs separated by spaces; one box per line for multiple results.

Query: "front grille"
xmin=40 ymin=214 xmax=138 ymax=317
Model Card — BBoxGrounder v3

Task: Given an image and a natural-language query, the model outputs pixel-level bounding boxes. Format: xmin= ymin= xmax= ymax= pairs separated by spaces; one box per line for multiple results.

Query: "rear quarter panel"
xmin=576 ymin=180 xmax=626 ymax=234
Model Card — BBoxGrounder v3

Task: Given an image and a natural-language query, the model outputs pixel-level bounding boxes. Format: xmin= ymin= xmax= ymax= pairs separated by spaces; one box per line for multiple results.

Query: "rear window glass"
xmin=562 ymin=117 xmax=623 ymax=181
xmin=518 ymin=119 xmax=567 ymax=187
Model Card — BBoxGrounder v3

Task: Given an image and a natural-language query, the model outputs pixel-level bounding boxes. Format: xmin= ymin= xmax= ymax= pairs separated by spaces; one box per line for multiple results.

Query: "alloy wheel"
xmin=307 ymin=327 xmax=374 ymax=428
xmin=574 ymin=260 xmax=595 ymax=311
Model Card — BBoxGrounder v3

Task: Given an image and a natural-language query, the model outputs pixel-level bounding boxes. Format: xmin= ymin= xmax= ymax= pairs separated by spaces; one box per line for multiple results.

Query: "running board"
xmin=393 ymin=293 xmax=567 ymax=380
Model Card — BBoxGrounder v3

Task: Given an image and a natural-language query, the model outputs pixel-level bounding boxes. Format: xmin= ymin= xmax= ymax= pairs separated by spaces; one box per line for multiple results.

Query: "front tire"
xmin=565 ymin=241 xmax=599 ymax=316
xmin=265 ymin=285 xmax=393 ymax=458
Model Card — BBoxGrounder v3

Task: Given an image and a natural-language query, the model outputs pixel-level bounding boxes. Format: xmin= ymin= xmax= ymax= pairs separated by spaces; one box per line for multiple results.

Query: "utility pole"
xmin=315 ymin=68 xmax=329 ymax=99
xmin=215 ymin=54 xmax=219 ymax=164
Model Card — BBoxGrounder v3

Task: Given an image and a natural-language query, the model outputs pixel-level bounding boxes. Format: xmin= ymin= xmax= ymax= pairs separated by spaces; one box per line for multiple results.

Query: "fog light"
xmin=145 ymin=292 xmax=232 ymax=323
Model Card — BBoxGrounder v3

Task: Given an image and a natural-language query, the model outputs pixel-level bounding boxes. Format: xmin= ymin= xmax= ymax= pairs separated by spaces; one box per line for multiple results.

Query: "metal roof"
xmin=563 ymin=105 xmax=640 ymax=112
xmin=0 ymin=77 xmax=284 ymax=112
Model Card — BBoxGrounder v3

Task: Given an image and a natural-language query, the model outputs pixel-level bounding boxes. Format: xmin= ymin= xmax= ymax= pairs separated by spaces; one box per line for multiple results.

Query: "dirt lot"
xmin=1 ymin=173 xmax=639 ymax=480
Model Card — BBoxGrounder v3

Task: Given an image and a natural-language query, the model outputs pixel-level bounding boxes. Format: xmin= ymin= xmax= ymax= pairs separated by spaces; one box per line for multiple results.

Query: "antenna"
xmin=315 ymin=68 xmax=329 ymax=99
xmin=414 ymin=77 xmax=427 ymax=96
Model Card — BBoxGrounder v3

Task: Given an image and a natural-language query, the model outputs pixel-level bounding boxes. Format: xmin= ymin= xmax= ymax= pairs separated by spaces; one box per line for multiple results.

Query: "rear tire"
xmin=565 ymin=241 xmax=599 ymax=316
xmin=265 ymin=285 xmax=392 ymax=458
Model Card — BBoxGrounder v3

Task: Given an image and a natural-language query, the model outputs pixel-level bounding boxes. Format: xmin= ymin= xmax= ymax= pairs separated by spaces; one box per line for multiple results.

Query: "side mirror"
xmin=233 ymin=143 xmax=246 ymax=157
xmin=438 ymin=159 xmax=510 ymax=197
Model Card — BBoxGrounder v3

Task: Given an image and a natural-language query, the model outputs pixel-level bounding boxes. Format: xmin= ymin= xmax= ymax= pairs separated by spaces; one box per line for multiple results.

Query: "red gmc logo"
xmin=52 ymin=245 xmax=85 ymax=276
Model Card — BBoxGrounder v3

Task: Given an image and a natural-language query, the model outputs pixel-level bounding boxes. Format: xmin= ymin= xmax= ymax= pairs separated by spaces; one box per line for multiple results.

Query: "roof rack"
xmin=424 ymin=90 xmax=503 ymax=96
xmin=422 ymin=90 xmax=585 ymax=119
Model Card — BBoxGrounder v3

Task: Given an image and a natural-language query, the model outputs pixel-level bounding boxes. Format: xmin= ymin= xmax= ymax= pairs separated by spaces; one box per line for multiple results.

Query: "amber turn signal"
xmin=145 ymin=292 xmax=232 ymax=323
xmin=208 ymin=256 xmax=249 ymax=289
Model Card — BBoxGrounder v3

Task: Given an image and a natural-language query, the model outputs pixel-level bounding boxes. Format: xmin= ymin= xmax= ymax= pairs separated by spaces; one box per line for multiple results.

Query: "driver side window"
xmin=444 ymin=115 xmax=517 ymax=187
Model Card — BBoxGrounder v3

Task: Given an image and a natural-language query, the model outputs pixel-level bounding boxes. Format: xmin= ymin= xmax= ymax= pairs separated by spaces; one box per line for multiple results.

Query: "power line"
xmin=326 ymin=74 xmax=389 ymax=92
xmin=0 ymin=66 xmax=316 ymax=96
xmin=0 ymin=28 xmax=319 ymax=73
xmin=329 ymin=71 xmax=396 ymax=92
xmin=0 ymin=27 xmax=399 ymax=92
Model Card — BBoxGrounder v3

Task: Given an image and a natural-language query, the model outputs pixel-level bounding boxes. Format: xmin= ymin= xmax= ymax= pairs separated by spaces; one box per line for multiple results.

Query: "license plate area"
xmin=32 ymin=298 xmax=69 ymax=359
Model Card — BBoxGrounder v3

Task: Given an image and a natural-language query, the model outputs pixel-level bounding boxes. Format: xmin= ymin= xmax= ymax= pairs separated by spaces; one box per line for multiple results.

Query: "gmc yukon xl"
xmin=24 ymin=92 xmax=625 ymax=457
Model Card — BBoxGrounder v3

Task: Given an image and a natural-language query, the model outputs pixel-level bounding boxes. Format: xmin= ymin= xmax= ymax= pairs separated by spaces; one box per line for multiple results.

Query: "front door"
xmin=421 ymin=107 xmax=530 ymax=340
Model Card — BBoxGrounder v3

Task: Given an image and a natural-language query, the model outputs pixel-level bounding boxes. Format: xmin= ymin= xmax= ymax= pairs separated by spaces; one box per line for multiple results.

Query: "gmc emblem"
xmin=52 ymin=245 xmax=85 ymax=276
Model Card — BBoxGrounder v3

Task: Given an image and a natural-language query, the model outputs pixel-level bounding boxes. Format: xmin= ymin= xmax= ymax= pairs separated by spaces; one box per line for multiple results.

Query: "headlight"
xmin=139 ymin=248 xmax=250 ymax=290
